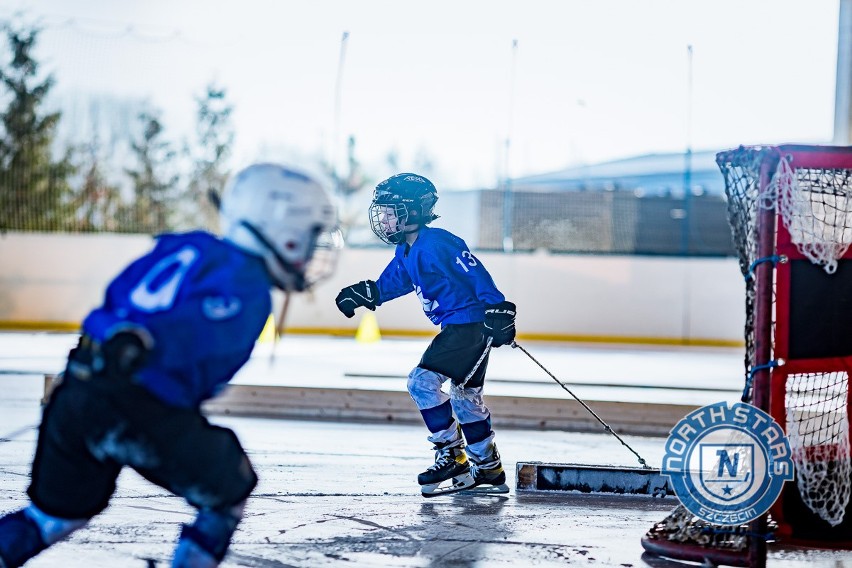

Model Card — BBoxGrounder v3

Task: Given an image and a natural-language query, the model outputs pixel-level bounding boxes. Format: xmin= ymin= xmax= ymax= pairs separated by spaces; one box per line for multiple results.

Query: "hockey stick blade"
xmin=421 ymin=473 xmax=476 ymax=498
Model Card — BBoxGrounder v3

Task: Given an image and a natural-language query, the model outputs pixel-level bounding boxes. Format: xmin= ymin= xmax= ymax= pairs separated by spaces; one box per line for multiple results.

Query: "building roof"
xmin=510 ymin=149 xmax=726 ymax=196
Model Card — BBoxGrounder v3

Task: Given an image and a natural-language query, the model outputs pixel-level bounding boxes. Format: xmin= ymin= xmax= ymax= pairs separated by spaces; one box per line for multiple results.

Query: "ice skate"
xmin=463 ymin=447 xmax=510 ymax=495
xmin=418 ymin=440 xmax=475 ymax=497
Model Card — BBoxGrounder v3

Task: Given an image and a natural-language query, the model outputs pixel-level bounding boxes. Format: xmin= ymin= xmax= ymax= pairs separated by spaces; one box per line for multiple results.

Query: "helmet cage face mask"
xmin=369 ymin=201 xmax=409 ymax=245
xmin=237 ymin=221 xmax=341 ymax=291
xmin=303 ymin=226 xmax=344 ymax=287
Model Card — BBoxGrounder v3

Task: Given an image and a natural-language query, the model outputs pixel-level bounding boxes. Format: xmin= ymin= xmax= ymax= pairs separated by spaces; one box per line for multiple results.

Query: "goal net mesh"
xmin=785 ymin=371 xmax=850 ymax=527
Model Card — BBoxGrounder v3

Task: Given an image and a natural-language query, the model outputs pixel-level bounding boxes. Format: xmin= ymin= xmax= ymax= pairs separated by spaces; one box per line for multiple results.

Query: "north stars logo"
xmin=662 ymin=401 xmax=794 ymax=525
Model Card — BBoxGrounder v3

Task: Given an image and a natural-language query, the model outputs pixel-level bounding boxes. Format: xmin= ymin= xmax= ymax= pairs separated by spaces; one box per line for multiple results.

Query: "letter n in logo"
xmin=699 ymin=444 xmax=754 ymax=501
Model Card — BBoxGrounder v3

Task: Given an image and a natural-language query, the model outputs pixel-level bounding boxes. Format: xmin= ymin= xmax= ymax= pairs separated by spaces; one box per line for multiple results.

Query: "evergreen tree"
xmin=0 ymin=24 xmax=74 ymax=231
xmin=184 ymin=83 xmax=234 ymax=231
xmin=125 ymin=110 xmax=179 ymax=233
xmin=71 ymin=135 xmax=124 ymax=232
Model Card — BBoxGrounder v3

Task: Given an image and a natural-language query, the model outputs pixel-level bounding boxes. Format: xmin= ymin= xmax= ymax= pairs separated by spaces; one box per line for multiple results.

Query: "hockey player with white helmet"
xmin=335 ymin=173 xmax=517 ymax=497
xmin=0 ymin=163 xmax=339 ymax=568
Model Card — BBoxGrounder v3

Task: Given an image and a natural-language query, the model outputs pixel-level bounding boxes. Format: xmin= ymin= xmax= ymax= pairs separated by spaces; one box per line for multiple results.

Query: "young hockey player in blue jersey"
xmin=0 ymin=164 xmax=339 ymax=568
xmin=335 ymin=173 xmax=517 ymax=497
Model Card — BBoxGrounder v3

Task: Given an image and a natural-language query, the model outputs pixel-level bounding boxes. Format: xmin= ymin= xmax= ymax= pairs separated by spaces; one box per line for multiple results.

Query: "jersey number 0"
xmin=129 ymin=247 xmax=199 ymax=313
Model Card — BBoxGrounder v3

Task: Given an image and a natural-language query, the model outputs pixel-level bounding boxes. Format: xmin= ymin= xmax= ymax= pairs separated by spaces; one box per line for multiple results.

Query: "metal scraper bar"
xmin=516 ymin=462 xmax=676 ymax=498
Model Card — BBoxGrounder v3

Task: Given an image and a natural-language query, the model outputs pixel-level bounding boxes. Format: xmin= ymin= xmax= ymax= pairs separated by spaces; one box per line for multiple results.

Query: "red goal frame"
xmin=764 ymin=146 xmax=852 ymax=546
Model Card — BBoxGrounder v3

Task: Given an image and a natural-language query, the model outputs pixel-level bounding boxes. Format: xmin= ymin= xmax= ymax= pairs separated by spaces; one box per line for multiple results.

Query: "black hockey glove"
xmin=101 ymin=328 xmax=153 ymax=378
xmin=66 ymin=335 xmax=99 ymax=381
xmin=484 ymin=300 xmax=516 ymax=347
xmin=66 ymin=327 xmax=154 ymax=381
xmin=335 ymin=280 xmax=379 ymax=318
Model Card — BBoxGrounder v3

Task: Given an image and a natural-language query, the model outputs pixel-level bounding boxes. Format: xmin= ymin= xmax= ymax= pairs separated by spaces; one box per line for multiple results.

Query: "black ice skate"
xmin=463 ymin=447 xmax=510 ymax=495
xmin=418 ymin=440 xmax=475 ymax=497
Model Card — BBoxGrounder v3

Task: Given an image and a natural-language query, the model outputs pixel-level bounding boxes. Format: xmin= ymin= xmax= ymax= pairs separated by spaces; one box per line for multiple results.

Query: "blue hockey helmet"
xmin=369 ymin=173 xmax=439 ymax=245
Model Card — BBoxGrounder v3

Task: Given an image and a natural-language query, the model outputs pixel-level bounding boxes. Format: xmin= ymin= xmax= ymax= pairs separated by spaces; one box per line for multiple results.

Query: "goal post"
xmin=642 ymin=145 xmax=852 ymax=566
xmin=755 ymin=146 xmax=852 ymax=544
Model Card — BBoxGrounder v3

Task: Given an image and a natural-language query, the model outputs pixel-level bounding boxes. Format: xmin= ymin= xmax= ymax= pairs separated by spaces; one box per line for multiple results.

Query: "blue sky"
xmin=0 ymin=0 xmax=841 ymax=189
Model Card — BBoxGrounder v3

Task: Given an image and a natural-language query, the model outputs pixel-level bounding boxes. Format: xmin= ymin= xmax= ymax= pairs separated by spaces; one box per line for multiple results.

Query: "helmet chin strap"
xmin=401 ymin=223 xmax=423 ymax=240
xmin=238 ymin=221 xmax=306 ymax=292
xmin=399 ymin=211 xmax=421 ymax=239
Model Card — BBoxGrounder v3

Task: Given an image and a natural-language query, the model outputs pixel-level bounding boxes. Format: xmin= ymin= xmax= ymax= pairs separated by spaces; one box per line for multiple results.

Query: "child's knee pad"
xmin=407 ymin=367 xmax=448 ymax=409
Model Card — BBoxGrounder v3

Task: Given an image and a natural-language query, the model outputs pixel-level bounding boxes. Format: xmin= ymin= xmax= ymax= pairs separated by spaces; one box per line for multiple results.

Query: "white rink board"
xmin=0 ymin=232 xmax=744 ymax=343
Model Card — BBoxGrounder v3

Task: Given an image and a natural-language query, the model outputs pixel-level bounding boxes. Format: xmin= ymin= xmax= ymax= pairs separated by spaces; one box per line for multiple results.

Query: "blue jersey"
xmin=374 ymin=226 xmax=504 ymax=326
xmin=82 ymin=231 xmax=272 ymax=408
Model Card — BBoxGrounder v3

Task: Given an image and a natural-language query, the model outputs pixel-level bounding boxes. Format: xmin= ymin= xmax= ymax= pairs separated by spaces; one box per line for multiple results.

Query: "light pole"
xmin=332 ymin=31 xmax=349 ymax=197
xmin=834 ymin=0 xmax=852 ymax=144
xmin=681 ymin=44 xmax=693 ymax=255
xmin=502 ymin=39 xmax=518 ymax=252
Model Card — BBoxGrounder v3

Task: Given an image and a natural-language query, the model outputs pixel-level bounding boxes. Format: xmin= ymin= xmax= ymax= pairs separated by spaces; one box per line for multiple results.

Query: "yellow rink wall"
xmin=0 ymin=232 xmax=745 ymax=346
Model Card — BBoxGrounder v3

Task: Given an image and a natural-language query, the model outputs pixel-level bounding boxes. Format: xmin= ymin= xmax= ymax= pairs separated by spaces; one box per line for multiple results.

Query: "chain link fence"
xmin=477 ymin=189 xmax=733 ymax=256
xmin=2 ymin=176 xmax=733 ymax=257
xmin=0 ymin=174 xmax=219 ymax=235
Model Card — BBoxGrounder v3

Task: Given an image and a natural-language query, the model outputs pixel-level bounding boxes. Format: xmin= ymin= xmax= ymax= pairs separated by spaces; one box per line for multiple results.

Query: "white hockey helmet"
xmin=220 ymin=163 xmax=341 ymax=291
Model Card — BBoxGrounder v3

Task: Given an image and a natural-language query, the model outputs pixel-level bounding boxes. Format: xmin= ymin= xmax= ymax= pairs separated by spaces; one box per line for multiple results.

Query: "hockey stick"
xmin=269 ymin=290 xmax=292 ymax=367
xmin=510 ymin=341 xmax=651 ymax=469
xmin=0 ymin=423 xmax=39 ymax=444
xmin=449 ymin=335 xmax=493 ymax=400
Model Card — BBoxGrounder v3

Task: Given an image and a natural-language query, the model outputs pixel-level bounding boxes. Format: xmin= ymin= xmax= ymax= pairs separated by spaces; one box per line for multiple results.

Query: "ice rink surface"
xmin=1 ymin=332 xmax=850 ymax=567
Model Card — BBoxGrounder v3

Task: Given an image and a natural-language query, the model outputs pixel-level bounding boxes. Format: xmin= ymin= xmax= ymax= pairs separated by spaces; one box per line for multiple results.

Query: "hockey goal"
xmin=642 ymin=145 xmax=852 ymax=566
